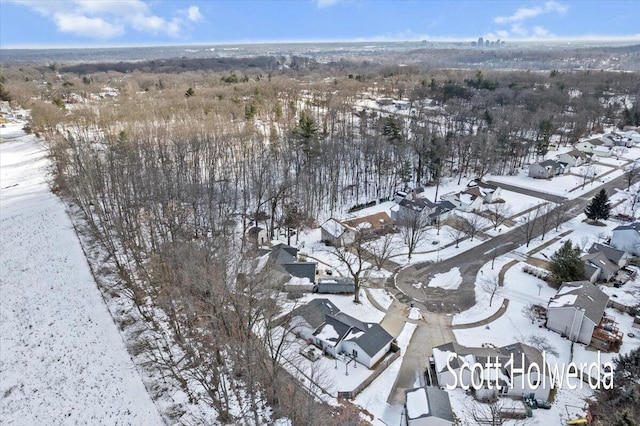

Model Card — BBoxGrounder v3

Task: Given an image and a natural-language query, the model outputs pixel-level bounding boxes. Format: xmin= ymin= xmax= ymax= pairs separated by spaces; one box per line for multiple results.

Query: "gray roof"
xmin=430 ymin=200 xmax=457 ymax=217
xmin=318 ymin=312 xmax=394 ymax=358
xmin=247 ymin=225 xmax=264 ymax=235
xmin=316 ymin=277 xmax=355 ymax=294
xmin=539 ymin=159 xmax=564 ymax=170
xmin=582 ymin=252 xmax=619 ymax=276
xmin=550 ymin=281 xmax=609 ymax=324
xmin=282 ymin=262 xmax=316 ymax=282
xmin=271 ymin=243 xmax=298 ymax=264
xmin=613 ymin=222 xmax=640 ymax=231
xmin=499 ymin=343 xmax=546 ymax=377
xmin=564 ymin=149 xmax=590 ymax=159
xmin=404 ymin=387 xmax=454 ymax=422
xmin=588 ymin=243 xmax=626 ymax=265
xmin=399 ymin=198 xmax=436 ymax=212
xmin=290 ymin=299 xmax=340 ymax=329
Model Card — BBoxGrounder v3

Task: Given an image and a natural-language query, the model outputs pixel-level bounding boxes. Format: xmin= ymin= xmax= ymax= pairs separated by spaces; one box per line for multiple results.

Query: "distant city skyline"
xmin=1 ymin=0 xmax=639 ymax=49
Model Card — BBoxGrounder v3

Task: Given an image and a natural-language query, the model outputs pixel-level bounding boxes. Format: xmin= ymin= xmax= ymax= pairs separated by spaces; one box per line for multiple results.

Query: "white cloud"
xmin=186 ymin=6 xmax=203 ymax=22
xmin=494 ymin=1 xmax=568 ymax=24
xmin=53 ymin=12 xmax=124 ymax=39
xmin=316 ymin=0 xmax=339 ymax=8
xmin=10 ymin=0 xmax=204 ymax=40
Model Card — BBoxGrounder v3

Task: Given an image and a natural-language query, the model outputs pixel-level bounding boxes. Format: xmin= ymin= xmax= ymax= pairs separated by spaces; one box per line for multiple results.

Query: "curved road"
xmin=390 ymin=172 xmax=631 ymax=313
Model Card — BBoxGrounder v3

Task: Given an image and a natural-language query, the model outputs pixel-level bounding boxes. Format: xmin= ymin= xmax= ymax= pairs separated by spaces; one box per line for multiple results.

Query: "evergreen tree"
xmin=549 ymin=240 xmax=585 ymax=284
xmin=185 ymin=87 xmax=195 ymax=97
xmin=584 ymin=189 xmax=611 ymax=222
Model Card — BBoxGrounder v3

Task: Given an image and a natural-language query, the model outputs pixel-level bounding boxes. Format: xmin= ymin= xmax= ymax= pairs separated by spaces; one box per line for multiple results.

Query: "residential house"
xmin=592 ymin=145 xmax=613 ymax=157
xmin=557 ymin=150 xmax=590 ymax=168
xmin=575 ymin=137 xmax=605 ymax=154
xmin=270 ymin=243 xmax=317 ymax=292
xmin=611 ymin=222 xmax=640 ymax=255
xmin=432 ymin=342 xmax=551 ymax=400
xmin=315 ymin=277 xmax=356 ymax=294
xmin=588 ymin=243 xmax=630 ymax=268
xmin=528 ymin=159 xmax=567 ymax=179
xmin=467 ymin=179 xmax=503 ymax=203
xmin=442 ymin=188 xmax=484 ymax=212
xmin=429 ymin=200 xmax=456 ymax=225
xmin=312 ymin=312 xmax=394 ymax=368
xmin=581 ymin=251 xmax=619 ymax=283
xmin=321 ymin=218 xmax=355 ymax=247
xmin=342 ymin=212 xmax=393 ymax=238
xmin=391 ymin=198 xmax=436 ymax=223
xmin=247 ymin=225 xmax=268 ymax=246
xmin=404 ymin=386 xmax=455 ymax=426
xmin=546 ymin=281 xmax=622 ymax=351
xmin=288 ymin=299 xmax=340 ymax=340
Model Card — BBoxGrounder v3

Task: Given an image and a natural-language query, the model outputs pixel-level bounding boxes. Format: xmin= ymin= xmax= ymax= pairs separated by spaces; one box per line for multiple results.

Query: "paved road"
xmin=484 ymin=179 xmax=568 ymax=203
xmin=392 ymin=172 xmax=632 ymax=313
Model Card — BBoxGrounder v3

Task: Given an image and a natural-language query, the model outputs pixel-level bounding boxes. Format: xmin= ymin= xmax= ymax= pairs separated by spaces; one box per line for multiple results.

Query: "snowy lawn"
xmin=0 ymin=124 xmax=163 ymax=425
xmin=427 ymin=267 xmax=462 ymax=290
xmin=451 ymin=257 xmax=511 ymax=326
xmin=367 ymin=288 xmax=394 ymax=310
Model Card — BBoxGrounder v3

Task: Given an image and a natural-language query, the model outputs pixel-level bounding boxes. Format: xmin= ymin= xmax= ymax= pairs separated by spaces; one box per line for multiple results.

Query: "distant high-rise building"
xmin=485 ymin=39 xmax=490 ymax=47
xmin=477 ymin=37 xmax=483 ymax=47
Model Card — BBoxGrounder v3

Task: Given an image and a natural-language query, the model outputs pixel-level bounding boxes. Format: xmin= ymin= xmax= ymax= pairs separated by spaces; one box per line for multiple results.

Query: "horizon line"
xmin=2 ymin=35 xmax=640 ymax=50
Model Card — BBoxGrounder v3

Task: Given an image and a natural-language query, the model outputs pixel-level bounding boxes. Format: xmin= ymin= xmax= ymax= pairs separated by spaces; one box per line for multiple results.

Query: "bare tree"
xmin=480 ymin=275 xmax=501 ymax=308
xmin=328 ymin=234 xmax=371 ymax=304
xmin=537 ymin=203 xmax=554 ymax=240
xmin=486 ymin=202 xmax=513 ymax=231
xmin=550 ymin=202 xmax=571 ymax=232
xmin=625 ymin=160 xmax=640 ymax=190
xmin=575 ymin=164 xmax=600 ymax=189
xmin=461 ymin=213 xmax=488 ymax=242
xmin=447 ymin=217 xmax=468 ymax=248
xmin=521 ymin=303 xmax=539 ymax=325
xmin=364 ymin=232 xmax=400 ymax=271
xmin=399 ymin=212 xmax=431 ymax=261
xmin=526 ymin=335 xmax=559 ymax=357
xmin=517 ymin=206 xmax=541 ymax=247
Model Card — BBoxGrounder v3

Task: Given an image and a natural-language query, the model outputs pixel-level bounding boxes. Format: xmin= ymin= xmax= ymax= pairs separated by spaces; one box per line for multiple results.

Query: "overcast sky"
xmin=1 ymin=0 xmax=639 ymax=48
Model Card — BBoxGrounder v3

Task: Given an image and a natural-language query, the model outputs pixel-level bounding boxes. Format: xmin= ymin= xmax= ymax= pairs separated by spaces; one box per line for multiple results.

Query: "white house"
xmin=528 ymin=159 xmax=567 ymax=179
xmin=320 ymin=218 xmax=355 ymax=247
xmin=575 ymin=137 xmax=605 ymax=154
xmin=611 ymin=222 xmax=640 ymax=255
xmin=289 ymin=299 xmax=340 ymax=340
xmin=546 ymin=281 xmax=609 ymax=345
xmin=557 ymin=149 xmax=590 ymax=167
xmin=592 ymin=145 xmax=613 ymax=157
xmin=467 ymin=179 xmax=503 ymax=203
xmin=391 ymin=198 xmax=436 ymax=223
xmin=313 ymin=312 xmax=394 ymax=368
xmin=404 ymin=387 xmax=455 ymax=426
xmin=442 ymin=188 xmax=484 ymax=212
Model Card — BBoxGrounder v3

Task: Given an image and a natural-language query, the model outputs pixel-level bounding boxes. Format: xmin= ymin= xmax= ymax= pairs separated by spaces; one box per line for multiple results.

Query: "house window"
xmin=352 ymin=349 xmax=358 ymax=357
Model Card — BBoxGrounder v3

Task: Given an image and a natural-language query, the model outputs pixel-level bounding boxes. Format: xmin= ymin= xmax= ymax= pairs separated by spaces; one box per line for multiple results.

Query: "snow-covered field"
xmin=0 ymin=124 xmax=163 ymax=425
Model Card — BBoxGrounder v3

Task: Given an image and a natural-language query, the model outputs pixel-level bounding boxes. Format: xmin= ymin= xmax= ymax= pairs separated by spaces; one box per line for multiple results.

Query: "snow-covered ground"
xmin=427 ymin=267 xmax=462 ymax=290
xmin=0 ymin=124 xmax=163 ymax=424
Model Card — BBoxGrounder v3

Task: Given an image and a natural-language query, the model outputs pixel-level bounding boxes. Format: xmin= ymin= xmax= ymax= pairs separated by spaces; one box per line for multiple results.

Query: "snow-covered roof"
xmin=404 ymin=387 xmax=454 ymax=422
xmin=321 ymin=218 xmax=348 ymax=238
xmin=548 ymin=281 xmax=609 ymax=324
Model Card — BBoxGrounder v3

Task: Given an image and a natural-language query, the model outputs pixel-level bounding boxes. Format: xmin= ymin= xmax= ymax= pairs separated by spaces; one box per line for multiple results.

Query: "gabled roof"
xmin=290 ymin=299 xmax=340 ymax=329
xmin=563 ymin=149 xmax=590 ymax=159
xmin=399 ymin=198 xmax=436 ymax=212
xmin=271 ymin=243 xmax=297 ymax=264
xmin=582 ymin=252 xmax=619 ymax=276
xmin=342 ymin=212 xmax=393 ymax=231
xmin=499 ymin=343 xmax=546 ymax=378
xmin=321 ymin=218 xmax=351 ymax=238
xmin=405 ymin=387 xmax=454 ymax=422
xmin=588 ymin=243 xmax=627 ymax=265
xmin=539 ymin=159 xmax=564 ymax=169
xmin=282 ymin=262 xmax=316 ymax=282
xmin=613 ymin=222 xmax=640 ymax=232
xmin=247 ymin=225 xmax=265 ymax=235
xmin=468 ymin=178 xmax=499 ymax=191
xmin=316 ymin=312 xmax=394 ymax=358
xmin=580 ymin=137 xmax=604 ymax=146
xmin=549 ymin=281 xmax=609 ymax=324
